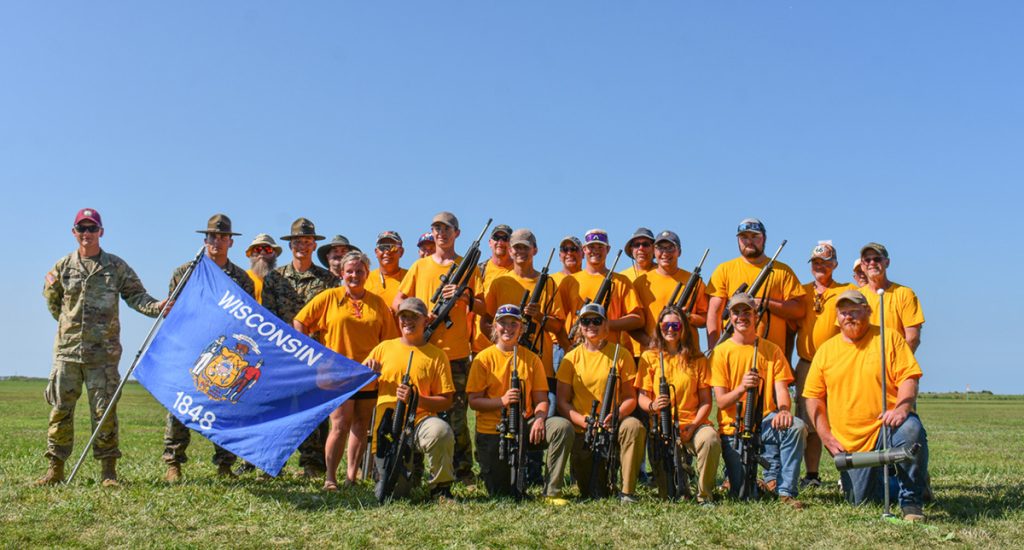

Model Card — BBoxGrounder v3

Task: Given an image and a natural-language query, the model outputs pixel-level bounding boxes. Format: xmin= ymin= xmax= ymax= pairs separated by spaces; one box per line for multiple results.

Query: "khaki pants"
xmin=795 ymin=359 xmax=816 ymax=433
xmin=413 ymin=416 xmax=455 ymax=491
xmin=475 ymin=416 xmax=574 ymax=498
xmin=448 ymin=358 xmax=473 ymax=479
xmin=653 ymin=424 xmax=721 ymax=503
xmin=571 ymin=415 xmax=646 ymax=498
xmin=44 ymin=361 xmax=121 ymax=461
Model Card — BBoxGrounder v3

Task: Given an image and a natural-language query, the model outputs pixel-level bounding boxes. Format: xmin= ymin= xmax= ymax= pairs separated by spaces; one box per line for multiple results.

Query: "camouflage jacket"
xmin=274 ymin=263 xmax=337 ymax=315
xmin=44 ymin=249 xmax=161 ymax=363
xmin=258 ymin=269 xmax=301 ymax=323
xmin=170 ymin=257 xmax=255 ymax=298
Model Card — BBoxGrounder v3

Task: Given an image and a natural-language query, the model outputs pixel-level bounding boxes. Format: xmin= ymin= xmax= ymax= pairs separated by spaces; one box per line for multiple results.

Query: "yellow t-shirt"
xmin=566 ymin=270 xmax=641 ymax=347
xmin=246 ymin=269 xmax=264 ymax=304
xmin=556 ymin=342 xmax=637 ymax=433
xmin=620 ymin=264 xmax=654 ymax=282
xmin=549 ymin=272 xmax=579 ymax=346
xmin=795 ymin=280 xmax=853 ymax=361
xmin=631 ymin=268 xmax=709 ymax=357
xmin=706 ymin=256 xmax=805 ymax=352
xmin=368 ymin=338 xmax=455 ymax=430
xmin=709 ymin=338 xmax=794 ymax=436
xmin=636 ymin=350 xmax=711 ymax=431
xmin=398 ymin=255 xmax=476 ymax=360
xmin=803 ymin=327 xmax=923 ymax=452
xmin=466 ymin=345 xmax=549 ymax=435
xmin=485 ymin=273 xmax=565 ymax=378
xmin=858 ymin=283 xmax=925 ymax=337
xmin=366 ymin=267 xmax=407 ymax=314
xmin=472 ymin=259 xmax=513 ymax=353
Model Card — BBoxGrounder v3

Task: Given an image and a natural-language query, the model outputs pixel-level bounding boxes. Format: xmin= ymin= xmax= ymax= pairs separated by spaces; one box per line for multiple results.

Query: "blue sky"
xmin=3 ymin=2 xmax=1020 ymax=392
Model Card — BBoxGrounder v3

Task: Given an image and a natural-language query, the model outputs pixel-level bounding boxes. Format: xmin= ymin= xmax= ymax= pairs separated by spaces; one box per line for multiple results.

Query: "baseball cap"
xmin=74 ymin=208 xmax=103 ymax=228
xmin=495 ymin=304 xmax=523 ymax=321
xmin=727 ymin=293 xmax=756 ymax=311
xmin=376 ymin=230 xmax=402 ymax=246
xmin=583 ymin=229 xmax=609 ymax=247
xmin=417 ymin=232 xmax=434 ymax=246
xmin=431 ymin=211 xmax=459 ymax=230
xmin=860 ymin=242 xmax=889 ymax=259
xmin=579 ymin=302 xmax=607 ymax=319
xmin=809 ymin=241 xmax=837 ymax=263
xmin=510 ymin=228 xmax=536 ymax=248
xmin=736 ymin=218 xmax=766 ymax=235
xmin=491 ymin=224 xmax=513 ymax=239
xmin=836 ymin=289 xmax=869 ymax=307
xmin=654 ymin=230 xmax=681 ymax=250
xmin=397 ymin=297 xmax=429 ymax=317
xmin=559 ymin=235 xmax=582 ymax=249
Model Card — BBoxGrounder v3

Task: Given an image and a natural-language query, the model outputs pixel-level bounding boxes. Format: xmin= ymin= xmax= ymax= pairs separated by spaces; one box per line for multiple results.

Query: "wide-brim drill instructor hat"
xmin=317 ymin=234 xmax=361 ymax=268
xmin=281 ymin=217 xmax=325 ymax=241
xmin=583 ymin=229 xmax=609 ymax=248
xmin=726 ymin=292 xmax=756 ymax=311
xmin=431 ymin=211 xmax=459 ymax=230
xmin=196 ymin=213 xmax=241 ymax=235
xmin=397 ymin=297 xmax=429 ymax=317
xmin=836 ymin=289 xmax=869 ymax=307
xmin=246 ymin=233 xmax=283 ymax=257
xmin=624 ymin=227 xmax=655 ymax=258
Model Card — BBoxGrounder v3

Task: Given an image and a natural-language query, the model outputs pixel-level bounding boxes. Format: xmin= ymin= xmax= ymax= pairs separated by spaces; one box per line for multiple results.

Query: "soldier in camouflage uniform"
xmin=163 ymin=214 xmax=256 ymax=482
xmin=243 ymin=233 xmax=298 ymax=319
xmin=275 ymin=218 xmax=336 ymax=477
xmin=39 ymin=208 xmax=165 ymax=487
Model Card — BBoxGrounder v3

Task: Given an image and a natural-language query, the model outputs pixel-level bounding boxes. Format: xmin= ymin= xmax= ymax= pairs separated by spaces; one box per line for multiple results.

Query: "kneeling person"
xmin=468 ymin=304 xmax=574 ymax=499
xmin=365 ymin=298 xmax=456 ymax=501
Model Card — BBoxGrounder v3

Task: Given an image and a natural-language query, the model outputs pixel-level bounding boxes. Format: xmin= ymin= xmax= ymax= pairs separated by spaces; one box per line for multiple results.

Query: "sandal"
xmin=322 ymin=480 xmax=339 ymax=492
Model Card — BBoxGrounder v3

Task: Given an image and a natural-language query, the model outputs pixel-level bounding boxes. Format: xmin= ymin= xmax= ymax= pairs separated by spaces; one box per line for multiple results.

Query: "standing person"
xmin=417 ymin=232 xmax=436 ymax=258
xmin=636 ymin=307 xmax=720 ymax=504
xmin=857 ymin=243 xmax=925 ymax=352
xmin=293 ymin=251 xmax=398 ymax=491
xmin=275 ymin=217 xmax=336 ymax=477
xmin=244 ymin=233 xmax=297 ymax=317
xmin=549 ymin=236 xmax=583 ymax=357
xmin=804 ymin=290 xmax=928 ymax=521
xmin=163 ymin=214 xmax=255 ymax=482
xmin=365 ymin=230 xmax=407 ymax=310
xmin=39 ymin=208 xmax=165 ymax=486
xmin=852 ymin=259 xmax=869 ymax=288
xmin=394 ymin=211 xmax=477 ymax=484
xmin=556 ymin=304 xmax=646 ymax=502
xmin=567 ymin=229 xmax=643 ymax=348
xmin=711 ymin=293 xmax=806 ymax=508
xmin=793 ymin=241 xmax=849 ymax=488
xmin=467 ymin=304 xmax=574 ymax=500
xmin=706 ymin=218 xmax=805 ymax=355
xmin=365 ymin=297 xmax=456 ymax=502
xmin=620 ymin=227 xmax=656 ymax=281
xmin=318 ymin=234 xmax=359 ymax=281
xmin=472 ymin=224 xmax=515 ymax=355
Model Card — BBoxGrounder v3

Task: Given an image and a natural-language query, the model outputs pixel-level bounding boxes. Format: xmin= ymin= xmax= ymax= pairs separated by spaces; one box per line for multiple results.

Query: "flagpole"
xmin=66 ymin=247 xmax=206 ymax=484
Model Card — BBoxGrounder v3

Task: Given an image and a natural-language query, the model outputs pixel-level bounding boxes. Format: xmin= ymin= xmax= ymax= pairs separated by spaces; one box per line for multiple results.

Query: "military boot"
xmin=217 ymin=463 xmax=238 ymax=478
xmin=165 ymin=463 xmax=183 ymax=483
xmin=35 ymin=458 xmax=65 ymax=486
xmin=100 ymin=458 xmax=119 ymax=487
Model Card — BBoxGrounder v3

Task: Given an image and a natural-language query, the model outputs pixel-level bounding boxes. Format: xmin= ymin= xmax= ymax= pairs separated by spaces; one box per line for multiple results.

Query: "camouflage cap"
xmin=559 ymin=235 xmax=582 ymax=249
xmin=397 ymin=297 xmax=429 ymax=317
xmin=281 ymin=218 xmax=325 ymax=241
xmin=376 ymin=230 xmax=402 ymax=246
xmin=727 ymin=292 xmax=756 ymax=311
xmin=836 ymin=289 xmax=869 ymax=307
xmin=74 ymin=208 xmax=103 ymax=228
xmin=491 ymin=224 xmax=513 ymax=239
xmin=860 ymin=242 xmax=889 ymax=259
xmin=246 ymin=233 xmax=282 ymax=257
xmin=196 ymin=213 xmax=241 ymax=236
xmin=317 ymin=234 xmax=361 ymax=268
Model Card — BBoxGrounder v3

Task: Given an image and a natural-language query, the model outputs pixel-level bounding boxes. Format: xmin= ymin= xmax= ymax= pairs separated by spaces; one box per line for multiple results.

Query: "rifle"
xmin=732 ymin=285 xmax=772 ymax=500
xmin=567 ymin=250 xmax=623 ymax=343
xmin=424 ymin=218 xmax=493 ymax=343
xmin=361 ymin=405 xmax=378 ymax=481
xmin=528 ymin=291 xmax=558 ymax=356
xmin=707 ymin=240 xmax=787 ymax=357
xmin=668 ymin=248 xmax=710 ymax=315
xmin=498 ymin=345 xmax=528 ymax=499
xmin=584 ymin=344 xmax=622 ymax=498
xmin=375 ymin=351 xmax=419 ymax=503
xmin=519 ymin=248 xmax=555 ymax=353
xmin=648 ymin=352 xmax=694 ymax=500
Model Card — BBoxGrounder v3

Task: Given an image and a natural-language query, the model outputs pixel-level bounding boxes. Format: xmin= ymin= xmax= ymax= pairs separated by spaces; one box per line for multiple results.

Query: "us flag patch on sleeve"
xmin=45 ymin=272 xmax=56 ymax=286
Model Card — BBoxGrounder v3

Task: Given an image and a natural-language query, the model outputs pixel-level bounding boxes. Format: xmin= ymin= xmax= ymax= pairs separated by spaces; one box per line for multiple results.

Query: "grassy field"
xmin=1 ymin=379 xmax=1022 ymax=549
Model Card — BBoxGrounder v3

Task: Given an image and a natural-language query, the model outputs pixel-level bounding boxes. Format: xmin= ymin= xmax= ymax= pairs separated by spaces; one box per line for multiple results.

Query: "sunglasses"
xmin=861 ymin=256 xmax=885 ymax=264
xmin=579 ymin=317 xmax=605 ymax=327
xmin=560 ymin=246 xmax=580 ymax=253
xmin=661 ymin=321 xmax=682 ymax=332
xmin=250 ymin=245 xmax=275 ymax=255
xmin=377 ymin=244 xmax=397 ymax=252
xmin=74 ymin=224 xmax=100 ymax=233
xmin=631 ymin=241 xmax=653 ymax=249
xmin=492 ymin=234 xmax=510 ymax=242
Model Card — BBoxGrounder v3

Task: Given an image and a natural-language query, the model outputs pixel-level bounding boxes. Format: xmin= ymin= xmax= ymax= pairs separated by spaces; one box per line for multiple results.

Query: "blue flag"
xmin=134 ymin=255 xmax=377 ymax=476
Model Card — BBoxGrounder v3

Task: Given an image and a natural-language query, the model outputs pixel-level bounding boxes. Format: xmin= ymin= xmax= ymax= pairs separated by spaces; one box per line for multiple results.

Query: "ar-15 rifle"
xmin=423 ymin=218 xmax=493 ymax=343
xmin=567 ymin=250 xmax=623 ymax=343
xmin=375 ymin=351 xmax=419 ymax=503
xmin=667 ymin=248 xmax=710 ymax=315
xmin=498 ymin=345 xmax=528 ymax=499
xmin=648 ymin=352 xmax=695 ymax=500
xmin=707 ymin=240 xmax=787 ymax=357
xmin=518 ymin=248 xmax=555 ymax=353
xmin=361 ymin=405 xmax=377 ymax=481
xmin=732 ymin=285 xmax=772 ymax=500
xmin=584 ymin=344 xmax=622 ymax=498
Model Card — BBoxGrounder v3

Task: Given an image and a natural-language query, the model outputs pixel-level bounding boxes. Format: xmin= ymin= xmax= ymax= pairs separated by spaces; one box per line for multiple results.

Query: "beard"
xmin=740 ymin=245 xmax=763 ymax=259
xmin=250 ymin=256 xmax=276 ymax=279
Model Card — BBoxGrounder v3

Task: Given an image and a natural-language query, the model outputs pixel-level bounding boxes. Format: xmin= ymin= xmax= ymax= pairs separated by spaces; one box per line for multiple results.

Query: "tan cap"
xmin=280 ymin=218 xmax=325 ymax=241
xmin=852 ymin=258 xmax=864 ymax=272
xmin=397 ymin=297 xmax=429 ymax=317
xmin=431 ymin=211 xmax=459 ymax=230
xmin=510 ymin=228 xmax=537 ymax=248
xmin=196 ymin=213 xmax=241 ymax=236
xmin=727 ymin=292 xmax=756 ymax=311
xmin=836 ymin=289 xmax=869 ymax=307
xmin=246 ymin=233 xmax=282 ymax=257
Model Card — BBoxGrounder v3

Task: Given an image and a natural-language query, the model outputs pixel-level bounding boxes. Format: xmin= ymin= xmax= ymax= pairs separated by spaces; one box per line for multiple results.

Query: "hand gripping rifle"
xmin=424 ymin=218 xmax=493 ymax=343
xmin=648 ymin=352 xmax=694 ymax=500
xmin=584 ymin=344 xmax=622 ymax=498
xmin=498 ymin=345 xmax=529 ymax=499
xmin=375 ymin=351 xmax=419 ymax=503
xmin=519 ymin=248 xmax=555 ymax=353
xmin=707 ymin=240 xmax=787 ymax=357
xmin=733 ymin=285 xmax=772 ymax=500
xmin=667 ymin=248 xmax=710 ymax=316
xmin=567 ymin=250 xmax=623 ymax=343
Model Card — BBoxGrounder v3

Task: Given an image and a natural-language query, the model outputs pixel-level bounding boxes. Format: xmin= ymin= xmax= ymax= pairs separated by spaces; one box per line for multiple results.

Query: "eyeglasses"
xmin=560 ymin=246 xmax=580 ymax=253
xmin=492 ymin=234 xmax=510 ymax=242
xmin=654 ymin=245 xmax=677 ymax=254
xmin=861 ymin=256 xmax=885 ymax=264
xmin=250 ymin=245 xmax=275 ymax=255
xmin=579 ymin=317 xmax=605 ymax=327
xmin=661 ymin=321 xmax=682 ymax=332
xmin=74 ymin=224 xmax=100 ymax=233
xmin=377 ymin=244 xmax=397 ymax=252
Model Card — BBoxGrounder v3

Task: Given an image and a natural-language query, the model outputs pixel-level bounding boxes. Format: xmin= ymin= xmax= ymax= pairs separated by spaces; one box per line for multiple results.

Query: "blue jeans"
xmin=840 ymin=413 xmax=929 ymax=508
xmin=548 ymin=344 xmax=566 ymax=414
xmin=722 ymin=412 xmax=806 ymax=498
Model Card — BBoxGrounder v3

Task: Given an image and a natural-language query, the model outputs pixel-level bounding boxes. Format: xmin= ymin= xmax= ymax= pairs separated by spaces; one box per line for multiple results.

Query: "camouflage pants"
xmin=297 ymin=420 xmax=329 ymax=470
xmin=44 ymin=361 xmax=121 ymax=461
xmin=162 ymin=414 xmax=236 ymax=466
xmin=448 ymin=358 xmax=473 ymax=479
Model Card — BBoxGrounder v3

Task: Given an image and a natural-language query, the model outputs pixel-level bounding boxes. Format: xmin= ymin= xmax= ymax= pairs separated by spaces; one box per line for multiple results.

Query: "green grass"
xmin=1 ymin=380 xmax=1022 ymax=548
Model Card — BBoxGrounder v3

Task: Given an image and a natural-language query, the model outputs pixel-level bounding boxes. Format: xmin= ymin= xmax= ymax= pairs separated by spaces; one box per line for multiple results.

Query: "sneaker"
xmin=780 ymin=496 xmax=805 ymax=510
xmin=699 ymin=500 xmax=716 ymax=508
xmin=619 ymin=493 xmax=639 ymax=504
xmin=800 ymin=475 xmax=822 ymax=489
xmin=543 ymin=496 xmax=570 ymax=506
xmin=902 ymin=505 xmax=926 ymax=522
xmin=217 ymin=463 xmax=238 ymax=478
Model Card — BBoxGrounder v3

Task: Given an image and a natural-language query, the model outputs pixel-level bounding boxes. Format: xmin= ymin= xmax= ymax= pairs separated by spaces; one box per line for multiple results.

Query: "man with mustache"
xmin=244 ymin=233 xmax=297 ymax=319
xmin=857 ymin=243 xmax=924 ymax=352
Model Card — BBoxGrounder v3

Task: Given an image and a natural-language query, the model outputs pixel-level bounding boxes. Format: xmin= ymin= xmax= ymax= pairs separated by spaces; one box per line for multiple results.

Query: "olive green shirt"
xmin=274 ymin=262 xmax=337 ymax=318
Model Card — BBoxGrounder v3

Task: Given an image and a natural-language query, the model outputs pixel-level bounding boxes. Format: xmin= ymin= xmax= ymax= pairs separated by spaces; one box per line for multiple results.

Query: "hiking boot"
xmin=165 ymin=464 xmax=182 ymax=483
xmin=100 ymin=458 xmax=119 ymax=487
xmin=35 ymin=458 xmax=65 ymax=486
xmin=431 ymin=484 xmax=457 ymax=504
xmin=902 ymin=505 xmax=926 ymax=522
xmin=217 ymin=463 xmax=238 ymax=478
xmin=780 ymin=496 xmax=805 ymax=510
xmin=800 ymin=475 xmax=822 ymax=489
